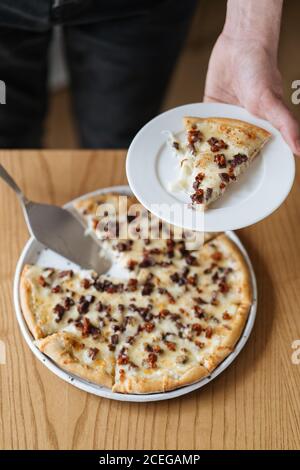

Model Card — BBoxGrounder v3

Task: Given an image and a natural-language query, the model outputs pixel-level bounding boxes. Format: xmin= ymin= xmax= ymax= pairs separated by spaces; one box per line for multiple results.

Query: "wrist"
xmin=223 ymin=0 xmax=283 ymax=56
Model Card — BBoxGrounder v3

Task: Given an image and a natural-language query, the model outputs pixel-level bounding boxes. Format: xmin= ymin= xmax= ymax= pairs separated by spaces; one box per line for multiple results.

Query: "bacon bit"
xmin=119 ymin=368 xmax=126 ymax=382
xmin=219 ymin=280 xmax=229 ymax=293
xmin=94 ymin=279 xmax=124 ymax=294
xmin=187 ymin=128 xmax=203 ymax=154
xmin=187 ymin=274 xmax=198 ymax=286
xmin=158 ymin=288 xmax=175 ymax=304
xmin=96 ymin=301 xmax=104 ymax=312
xmin=77 ymin=300 xmax=90 ymax=314
xmin=223 ymin=312 xmax=232 ymax=320
xmin=191 ymin=323 xmax=202 ymax=335
xmin=81 ymin=278 xmax=91 ymax=289
xmin=205 ymin=188 xmax=213 ymax=201
xmin=153 ymin=345 xmax=163 ymax=354
xmin=228 ymin=166 xmax=236 ymax=180
xmin=110 ymin=334 xmax=119 ymax=346
xmin=88 ymin=347 xmax=99 ymax=360
xmin=220 ymin=182 xmax=226 ymax=190
xmin=51 ymin=285 xmax=61 ymax=294
xmin=139 ymin=256 xmax=155 ymax=268
xmin=53 ymin=304 xmax=65 ymax=322
xmin=159 ymin=309 xmax=170 ymax=318
xmin=231 ymin=153 xmax=248 ymax=167
xmin=193 ymin=297 xmax=208 ymax=305
xmin=195 ymin=340 xmax=205 ymax=349
xmin=205 ymin=326 xmax=213 ymax=338
xmin=82 ymin=317 xmax=90 ymax=336
xmin=185 ymin=254 xmax=198 ymax=266
xmin=126 ymin=278 xmax=138 ymax=292
xmin=173 ymin=141 xmax=180 ymax=150
xmin=165 ymin=341 xmax=176 ymax=351
xmin=214 ymin=153 xmax=227 ymax=168
xmin=92 ymin=218 xmax=98 ymax=230
xmin=211 ymin=291 xmax=219 ymax=306
xmin=144 ymin=322 xmax=155 ymax=333
xmin=127 ymin=259 xmax=137 ymax=271
xmin=141 ymin=282 xmax=154 ymax=296
xmin=127 ymin=336 xmax=135 ymax=345
xmin=38 ymin=275 xmax=48 ymax=287
xmin=147 ymin=352 xmax=158 ymax=368
xmin=145 ymin=343 xmax=153 ymax=352
xmin=81 ymin=317 xmax=100 ymax=338
xmin=58 ymin=270 xmax=73 ymax=279
xmin=219 ymin=173 xmax=230 ymax=183
xmin=117 ymin=351 xmax=129 ymax=365
xmin=208 ymin=137 xmax=228 ymax=152
xmin=191 ymin=188 xmax=204 ymax=204
xmin=116 ymin=240 xmax=133 ymax=252
xmin=118 ymin=304 xmax=125 ymax=313
xmin=193 ymin=305 xmax=205 ymax=318
xmin=192 ymin=172 xmax=205 ymax=191
xmin=211 ymin=251 xmax=223 ymax=261
xmin=64 ymin=296 xmax=75 ymax=310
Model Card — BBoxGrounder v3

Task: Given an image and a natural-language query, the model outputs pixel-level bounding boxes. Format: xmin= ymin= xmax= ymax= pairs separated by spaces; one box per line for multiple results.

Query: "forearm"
xmin=223 ymin=0 xmax=283 ymax=54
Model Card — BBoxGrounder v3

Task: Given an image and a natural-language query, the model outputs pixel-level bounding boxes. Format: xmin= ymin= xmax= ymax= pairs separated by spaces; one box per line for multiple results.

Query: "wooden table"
xmin=0 ymin=150 xmax=299 ymax=450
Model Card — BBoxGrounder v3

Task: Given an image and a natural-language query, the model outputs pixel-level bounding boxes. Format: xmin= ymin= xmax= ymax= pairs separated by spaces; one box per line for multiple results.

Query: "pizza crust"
xmin=183 ymin=116 xmax=271 ymax=141
xmin=20 ymin=265 xmax=44 ymax=340
xmin=112 ymin=364 xmax=209 ymax=394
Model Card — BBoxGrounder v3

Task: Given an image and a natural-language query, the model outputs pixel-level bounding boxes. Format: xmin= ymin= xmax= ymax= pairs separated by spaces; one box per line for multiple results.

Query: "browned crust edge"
xmin=112 ymin=364 xmax=209 ymax=394
xmin=20 ymin=265 xmax=44 ymax=340
xmin=183 ymin=116 xmax=271 ymax=141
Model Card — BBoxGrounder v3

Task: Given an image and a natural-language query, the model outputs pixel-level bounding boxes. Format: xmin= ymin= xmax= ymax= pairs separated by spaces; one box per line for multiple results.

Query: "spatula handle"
xmin=0 ymin=164 xmax=27 ymax=202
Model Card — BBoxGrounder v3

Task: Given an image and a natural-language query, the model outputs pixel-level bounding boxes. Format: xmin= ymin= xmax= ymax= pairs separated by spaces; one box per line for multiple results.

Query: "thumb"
xmin=258 ymin=90 xmax=300 ymax=156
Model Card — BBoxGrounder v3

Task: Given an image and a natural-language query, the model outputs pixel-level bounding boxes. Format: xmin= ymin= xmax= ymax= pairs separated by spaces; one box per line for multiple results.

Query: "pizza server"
xmin=0 ymin=164 xmax=110 ymax=274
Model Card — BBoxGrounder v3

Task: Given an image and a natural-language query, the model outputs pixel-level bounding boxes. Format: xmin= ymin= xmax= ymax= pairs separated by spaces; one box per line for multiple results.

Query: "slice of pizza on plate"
xmin=170 ymin=117 xmax=271 ymax=208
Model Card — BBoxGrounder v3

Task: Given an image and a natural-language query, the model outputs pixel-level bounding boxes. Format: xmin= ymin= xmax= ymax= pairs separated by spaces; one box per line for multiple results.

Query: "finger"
xmin=259 ymin=91 xmax=300 ymax=156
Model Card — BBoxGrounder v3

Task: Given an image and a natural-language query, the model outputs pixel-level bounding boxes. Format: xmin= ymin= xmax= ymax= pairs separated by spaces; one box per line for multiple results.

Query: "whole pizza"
xmin=20 ymin=192 xmax=252 ymax=394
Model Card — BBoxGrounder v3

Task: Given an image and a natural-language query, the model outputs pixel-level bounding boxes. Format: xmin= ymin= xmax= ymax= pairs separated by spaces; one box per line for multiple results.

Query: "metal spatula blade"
xmin=0 ymin=164 xmax=110 ymax=274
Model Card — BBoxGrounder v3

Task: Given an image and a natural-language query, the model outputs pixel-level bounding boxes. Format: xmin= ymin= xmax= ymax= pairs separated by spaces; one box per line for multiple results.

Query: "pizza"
xmin=169 ymin=117 xmax=271 ymax=208
xmin=19 ymin=192 xmax=252 ymax=394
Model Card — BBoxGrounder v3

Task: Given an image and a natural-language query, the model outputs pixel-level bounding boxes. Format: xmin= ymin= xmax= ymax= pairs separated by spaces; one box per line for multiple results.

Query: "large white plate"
xmin=14 ymin=186 xmax=257 ymax=402
xmin=126 ymin=102 xmax=295 ymax=232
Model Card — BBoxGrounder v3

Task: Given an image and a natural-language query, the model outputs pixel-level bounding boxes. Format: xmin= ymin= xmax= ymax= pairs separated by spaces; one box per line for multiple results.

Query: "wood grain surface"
xmin=0 ymin=150 xmax=299 ymax=450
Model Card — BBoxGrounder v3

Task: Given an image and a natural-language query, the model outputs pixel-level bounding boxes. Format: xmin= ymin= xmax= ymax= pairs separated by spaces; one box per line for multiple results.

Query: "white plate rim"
xmin=126 ymin=102 xmax=295 ymax=232
xmin=13 ymin=185 xmax=257 ymax=402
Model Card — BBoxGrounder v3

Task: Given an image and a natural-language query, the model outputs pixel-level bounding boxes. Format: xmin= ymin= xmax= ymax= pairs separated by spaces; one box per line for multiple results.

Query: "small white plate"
xmin=14 ymin=186 xmax=257 ymax=402
xmin=126 ymin=103 xmax=295 ymax=232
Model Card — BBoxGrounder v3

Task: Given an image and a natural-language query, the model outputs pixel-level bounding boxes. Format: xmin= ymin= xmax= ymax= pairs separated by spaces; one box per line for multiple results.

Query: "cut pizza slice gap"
xmin=171 ymin=117 xmax=271 ymax=208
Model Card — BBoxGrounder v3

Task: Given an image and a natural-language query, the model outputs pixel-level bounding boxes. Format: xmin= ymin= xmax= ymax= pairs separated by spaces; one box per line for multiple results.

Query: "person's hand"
xmin=204 ymin=33 xmax=300 ymax=156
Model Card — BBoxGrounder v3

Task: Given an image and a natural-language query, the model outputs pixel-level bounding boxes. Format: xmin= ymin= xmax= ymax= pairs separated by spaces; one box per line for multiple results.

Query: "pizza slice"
xmin=20 ymin=265 xmax=127 ymax=386
xmin=170 ymin=117 xmax=271 ymax=208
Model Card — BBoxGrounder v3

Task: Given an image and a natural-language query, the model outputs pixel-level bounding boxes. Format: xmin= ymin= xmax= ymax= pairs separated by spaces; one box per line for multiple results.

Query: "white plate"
xmin=14 ymin=186 xmax=257 ymax=402
xmin=126 ymin=102 xmax=295 ymax=232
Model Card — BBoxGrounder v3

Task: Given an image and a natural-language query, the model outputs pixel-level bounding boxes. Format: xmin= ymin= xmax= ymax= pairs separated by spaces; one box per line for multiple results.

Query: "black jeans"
xmin=0 ymin=0 xmax=197 ymax=148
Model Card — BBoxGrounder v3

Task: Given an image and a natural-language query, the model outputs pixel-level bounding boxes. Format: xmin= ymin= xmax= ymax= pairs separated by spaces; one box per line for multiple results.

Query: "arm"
xmin=204 ymin=0 xmax=300 ymax=155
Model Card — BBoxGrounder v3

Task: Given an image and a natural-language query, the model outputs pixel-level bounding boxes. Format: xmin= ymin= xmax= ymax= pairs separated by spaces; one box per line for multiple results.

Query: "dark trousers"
xmin=0 ymin=0 xmax=197 ymax=148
